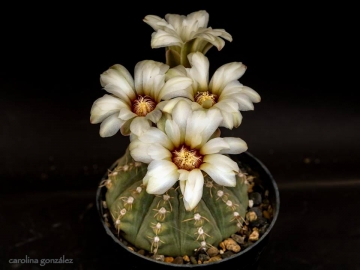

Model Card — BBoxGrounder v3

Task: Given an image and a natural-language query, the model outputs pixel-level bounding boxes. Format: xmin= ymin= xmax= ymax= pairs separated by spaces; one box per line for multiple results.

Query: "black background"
xmin=1 ymin=2 xmax=359 ymax=270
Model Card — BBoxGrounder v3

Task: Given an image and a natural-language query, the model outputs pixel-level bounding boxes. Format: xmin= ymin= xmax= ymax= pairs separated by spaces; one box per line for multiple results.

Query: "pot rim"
xmin=96 ymin=151 xmax=280 ymax=268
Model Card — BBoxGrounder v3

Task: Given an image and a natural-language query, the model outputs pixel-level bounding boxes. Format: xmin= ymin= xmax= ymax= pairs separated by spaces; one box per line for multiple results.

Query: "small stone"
xmin=204 ymin=255 xmax=222 ymax=264
xmin=183 ymin=255 xmax=190 ymax=262
xmin=198 ymin=254 xmax=210 ymax=262
xmin=231 ymin=234 xmax=245 ymax=245
xmin=172 ymin=256 xmax=183 ymax=264
xmin=246 ymin=211 xmax=257 ymax=222
xmin=249 ymin=192 xmax=262 ymax=206
xmin=219 ymin=250 xmax=224 ymax=254
xmin=221 ymin=250 xmax=234 ymax=259
xmin=247 ymin=181 xmax=255 ymax=193
xmin=249 ymin=229 xmax=260 ymax=241
xmin=222 ymin=238 xmax=241 ymax=253
xmin=151 ymin=254 xmax=165 ymax=262
xmin=250 ymin=216 xmax=268 ymax=227
xmin=137 ymin=250 xmax=145 ymax=256
xmin=164 ymin=257 xmax=174 ymax=263
xmin=264 ymin=190 xmax=269 ymax=197
xmin=127 ymin=247 xmax=135 ymax=252
xmin=207 ymin=246 xmax=219 ymax=257
xmin=190 ymin=256 xmax=198 ymax=264
xmin=263 ymin=210 xmax=271 ymax=219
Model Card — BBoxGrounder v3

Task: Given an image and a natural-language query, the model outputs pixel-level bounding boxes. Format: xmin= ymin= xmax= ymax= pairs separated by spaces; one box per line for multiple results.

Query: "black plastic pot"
xmin=96 ymin=152 xmax=280 ymax=270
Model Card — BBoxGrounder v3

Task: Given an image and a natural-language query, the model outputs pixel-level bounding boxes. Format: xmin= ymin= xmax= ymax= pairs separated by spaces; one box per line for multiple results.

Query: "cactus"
xmin=103 ymin=148 xmax=248 ymax=257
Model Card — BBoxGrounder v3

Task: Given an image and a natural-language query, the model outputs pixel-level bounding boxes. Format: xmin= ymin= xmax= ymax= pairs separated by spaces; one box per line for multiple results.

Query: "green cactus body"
xmin=104 ymin=149 xmax=249 ymax=257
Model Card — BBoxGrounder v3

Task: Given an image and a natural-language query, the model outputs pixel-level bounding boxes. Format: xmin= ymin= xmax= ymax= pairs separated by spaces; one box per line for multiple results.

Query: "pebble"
xmin=249 ymin=192 xmax=262 ymax=205
xmin=190 ymin=256 xmax=198 ymax=264
xmin=250 ymin=216 xmax=268 ymax=227
xmin=263 ymin=210 xmax=271 ymax=219
xmin=151 ymin=255 xmax=165 ymax=261
xmin=164 ymin=257 xmax=174 ymax=263
xmin=231 ymin=234 xmax=245 ymax=245
xmin=172 ymin=256 xmax=183 ymax=264
xmin=249 ymin=228 xmax=260 ymax=241
xmin=206 ymin=246 xmax=219 ymax=257
xmin=246 ymin=211 xmax=257 ymax=222
xmin=220 ymin=238 xmax=241 ymax=253
xmin=204 ymin=255 xmax=222 ymax=263
xmin=183 ymin=255 xmax=190 ymax=262
xmin=198 ymin=254 xmax=210 ymax=262
xmin=221 ymin=250 xmax=235 ymax=259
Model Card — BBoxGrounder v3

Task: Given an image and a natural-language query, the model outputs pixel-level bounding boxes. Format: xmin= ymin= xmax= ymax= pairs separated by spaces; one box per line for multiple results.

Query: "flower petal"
xmin=200 ymin=163 xmax=237 ymax=187
xmin=129 ymin=116 xmax=152 ymax=137
xmin=99 ymin=114 xmax=125 ymax=138
xmin=158 ymin=76 xmax=193 ymax=101
xmin=187 ymin=52 xmax=209 ymax=92
xmin=139 ymin=127 xmax=173 ymax=150
xmin=119 ymin=107 xmax=137 ymax=121
xmin=200 ymin=137 xmax=230 ymax=155
xmin=165 ymin=119 xmax=181 ymax=148
xmin=151 ymin=29 xmax=183 ymax=48
xmin=183 ymin=169 xmax=204 ymax=210
xmin=129 ymin=139 xmax=153 ymax=164
xmin=218 ymin=138 xmax=248 ymax=154
xmin=209 ymin=62 xmax=247 ymax=95
xmin=145 ymin=108 xmax=162 ymax=123
xmin=100 ymin=64 xmax=136 ymax=104
xmin=90 ymin=94 xmax=128 ymax=124
xmin=134 ymin=60 xmax=169 ymax=100
xmin=203 ymin=154 xmax=239 ymax=172
xmin=147 ymin=143 xmax=172 ymax=160
xmin=146 ymin=160 xmax=179 ymax=194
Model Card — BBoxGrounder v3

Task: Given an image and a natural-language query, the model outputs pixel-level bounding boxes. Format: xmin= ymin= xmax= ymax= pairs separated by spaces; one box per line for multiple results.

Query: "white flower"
xmin=90 ymin=61 xmax=192 ymax=137
xmin=164 ymin=52 xmax=261 ymax=129
xmin=129 ymin=100 xmax=248 ymax=211
xmin=143 ymin=10 xmax=232 ymax=67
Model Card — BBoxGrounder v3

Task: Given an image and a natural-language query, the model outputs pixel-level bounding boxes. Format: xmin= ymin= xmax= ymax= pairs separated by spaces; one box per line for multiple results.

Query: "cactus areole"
xmin=96 ymin=149 xmax=279 ymax=268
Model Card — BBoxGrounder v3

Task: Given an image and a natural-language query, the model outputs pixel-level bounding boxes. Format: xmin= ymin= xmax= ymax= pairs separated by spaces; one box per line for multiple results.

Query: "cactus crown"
xmin=91 ymin=10 xmax=261 ymax=258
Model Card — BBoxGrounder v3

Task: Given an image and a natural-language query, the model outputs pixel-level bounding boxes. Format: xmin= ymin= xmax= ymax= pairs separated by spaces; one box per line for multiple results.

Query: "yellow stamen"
xmin=172 ymin=146 xmax=203 ymax=170
xmin=132 ymin=95 xmax=156 ymax=116
xmin=195 ymin=91 xmax=218 ymax=108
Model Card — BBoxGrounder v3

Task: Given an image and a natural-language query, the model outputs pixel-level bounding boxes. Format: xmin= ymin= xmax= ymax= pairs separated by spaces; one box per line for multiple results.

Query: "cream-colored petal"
xmin=139 ymin=127 xmax=173 ymax=150
xmin=242 ymin=86 xmax=261 ymax=103
xmin=146 ymin=160 xmax=179 ymax=194
xmin=100 ymin=65 xmax=136 ymax=104
xmin=151 ymin=29 xmax=183 ymax=48
xmin=129 ymin=140 xmax=153 ymax=164
xmin=200 ymin=108 xmax=223 ymax=144
xmin=145 ymin=108 xmax=162 ymax=123
xmin=120 ymin=118 xmax=133 ymax=136
xmin=178 ymin=169 xmax=189 ymax=181
xmin=179 ymin=180 xmax=186 ymax=195
xmin=165 ymin=119 xmax=181 ymax=148
xmin=143 ymin=15 xmax=166 ymax=31
xmin=218 ymin=138 xmax=248 ymax=154
xmin=165 ymin=65 xmax=188 ymax=80
xmin=200 ymin=137 xmax=230 ymax=155
xmin=200 ymin=163 xmax=236 ymax=187
xmin=209 ymin=62 xmax=247 ymax=95
xmin=134 ymin=60 xmax=168 ymax=100
xmin=203 ymin=154 xmax=239 ymax=172
xmin=147 ymin=143 xmax=172 ymax=160
xmin=172 ymin=100 xmax=193 ymax=144
xmin=158 ymin=97 xmax=193 ymax=114
xmin=90 ymin=94 xmax=128 ymax=124
xmin=187 ymin=52 xmax=209 ymax=91
xmin=185 ymin=110 xmax=207 ymax=149
xmin=99 ymin=113 xmax=124 ymax=138
xmin=129 ymin=116 xmax=152 ymax=137
xmin=119 ymin=107 xmax=137 ymax=121
xmin=183 ymin=169 xmax=204 ymax=210
xmin=185 ymin=10 xmax=209 ymax=28
xmin=158 ymin=76 xmax=193 ymax=101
